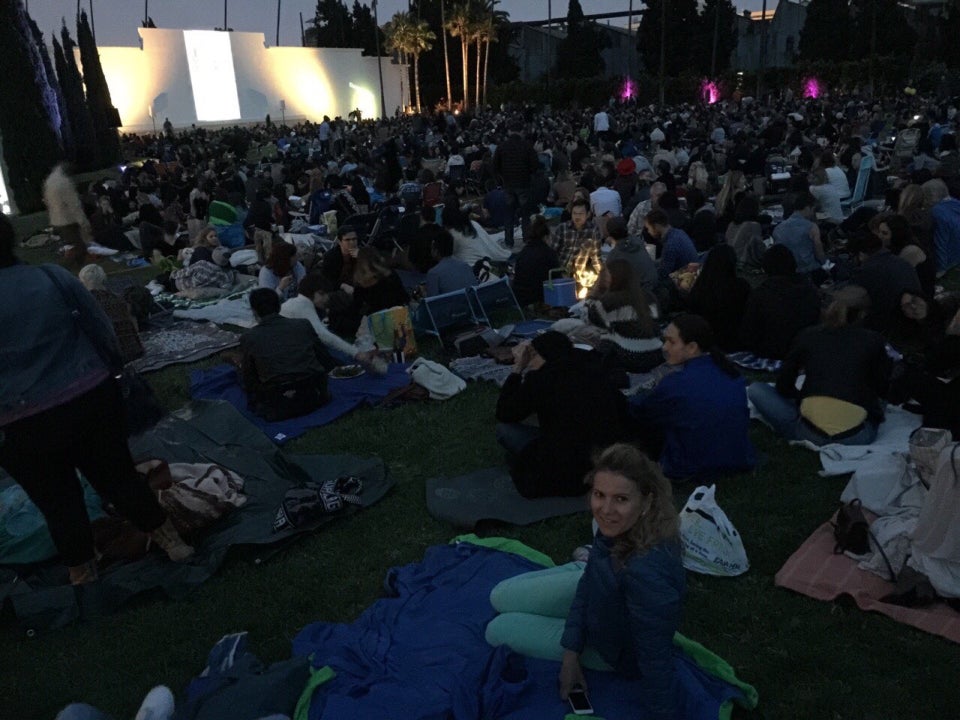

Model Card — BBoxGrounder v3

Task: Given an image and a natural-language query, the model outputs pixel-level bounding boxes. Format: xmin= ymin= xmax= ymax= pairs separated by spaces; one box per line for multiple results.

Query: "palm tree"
xmin=472 ymin=14 xmax=484 ymax=108
xmin=383 ymin=12 xmax=414 ymax=109
xmin=481 ymin=1 xmax=507 ymax=107
xmin=446 ymin=0 xmax=473 ymax=109
xmin=408 ymin=19 xmax=436 ymax=112
xmin=440 ymin=0 xmax=452 ymax=109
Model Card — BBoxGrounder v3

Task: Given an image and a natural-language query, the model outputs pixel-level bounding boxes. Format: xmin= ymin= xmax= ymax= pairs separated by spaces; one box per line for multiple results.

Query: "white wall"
xmin=86 ymin=28 xmax=405 ymax=131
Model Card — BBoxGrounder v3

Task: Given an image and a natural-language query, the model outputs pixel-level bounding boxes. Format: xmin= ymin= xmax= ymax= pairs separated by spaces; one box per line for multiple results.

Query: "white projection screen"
xmin=183 ymin=30 xmax=241 ymax=122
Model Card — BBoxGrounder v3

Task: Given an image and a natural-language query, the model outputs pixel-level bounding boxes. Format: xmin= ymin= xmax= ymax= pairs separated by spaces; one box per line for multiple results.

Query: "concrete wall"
xmin=85 ymin=28 xmax=405 ymax=131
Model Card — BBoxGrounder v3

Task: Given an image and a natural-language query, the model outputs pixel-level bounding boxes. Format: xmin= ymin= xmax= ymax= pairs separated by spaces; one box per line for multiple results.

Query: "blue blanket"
xmin=292 ymin=540 xmax=755 ymax=720
xmin=190 ymin=363 xmax=413 ymax=444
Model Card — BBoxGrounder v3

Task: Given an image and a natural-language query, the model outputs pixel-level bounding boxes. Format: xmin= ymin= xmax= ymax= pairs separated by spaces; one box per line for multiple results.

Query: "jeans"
xmin=0 ymin=380 xmax=166 ymax=566
xmin=503 ymin=187 xmax=531 ymax=248
xmin=484 ymin=562 xmax=613 ymax=670
xmin=495 ymin=422 xmax=541 ymax=457
xmin=747 ymin=383 xmax=878 ymax=446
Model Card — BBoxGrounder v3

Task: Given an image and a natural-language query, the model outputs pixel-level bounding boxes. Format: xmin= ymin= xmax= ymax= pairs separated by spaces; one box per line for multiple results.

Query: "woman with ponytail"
xmin=748 ymin=285 xmax=891 ymax=446
xmin=628 ymin=313 xmax=755 ymax=480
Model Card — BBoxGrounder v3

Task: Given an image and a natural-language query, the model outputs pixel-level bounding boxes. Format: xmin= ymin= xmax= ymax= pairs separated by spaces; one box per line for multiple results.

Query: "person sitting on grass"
xmin=352 ymin=247 xmax=410 ymax=315
xmin=280 ymin=273 xmax=380 ymax=369
xmin=425 ymin=229 xmax=477 ymax=297
xmin=511 ymin=215 xmax=560 ymax=307
xmin=643 ymin=209 xmax=699 ymax=280
xmin=259 ymin=241 xmax=306 ymax=302
xmin=747 ymin=285 xmax=890 ymax=447
xmin=485 ymin=443 xmax=685 ymax=720
xmin=494 ymin=331 xmax=625 ymax=498
xmin=240 ymin=288 xmax=333 ymax=422
xmin=629 ymin=314 xmax=755 ymax=481
xmin=78 ymin=264 xmax=144 ymax=364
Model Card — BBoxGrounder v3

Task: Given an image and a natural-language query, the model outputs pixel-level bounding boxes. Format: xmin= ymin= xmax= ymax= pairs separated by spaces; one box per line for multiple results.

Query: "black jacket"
xmin=776 ymin=324 xmax=891 ymax=424
xmin=495 ymin=352 xmax=625 ymax=498
xmin=739 ymin=275 xmax=821 ymax=360
xmin=492 ymin=133 xmax=539 ymax=190
xmin=512 ymin=240 xmax=559 ymax=306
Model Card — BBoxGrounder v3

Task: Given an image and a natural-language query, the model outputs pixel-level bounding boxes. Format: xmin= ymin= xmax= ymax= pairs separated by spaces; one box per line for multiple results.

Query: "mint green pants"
xmin=484 ymin=561 xmax=614 ymax=671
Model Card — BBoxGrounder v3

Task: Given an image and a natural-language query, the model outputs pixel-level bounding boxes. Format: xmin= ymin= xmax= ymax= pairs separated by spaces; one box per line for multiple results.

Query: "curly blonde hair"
xmin=586 ymin=443 xmax=679 ymax=561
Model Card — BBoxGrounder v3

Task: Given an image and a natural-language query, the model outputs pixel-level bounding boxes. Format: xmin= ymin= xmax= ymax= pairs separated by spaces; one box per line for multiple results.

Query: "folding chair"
xmin=343 ymin=212 xmax=379 ymax=244
xmin=412 ymin=288 xmax=481 ymax=338
xmin=842 ymin=154 xmax=879 ymax=216
xmin=468 ymin=276 xmax=525 ymax=326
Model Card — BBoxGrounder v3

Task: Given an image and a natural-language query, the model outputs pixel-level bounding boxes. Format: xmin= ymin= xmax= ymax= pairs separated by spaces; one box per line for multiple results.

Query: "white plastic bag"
xmin=680 ymin=485 xmax=749 ymax=576
xmin=408 ymin=358 xmax=467 ymax=400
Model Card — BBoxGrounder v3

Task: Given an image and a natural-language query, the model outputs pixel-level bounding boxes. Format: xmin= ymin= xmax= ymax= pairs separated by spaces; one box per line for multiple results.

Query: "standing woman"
xmin=485 ymin=443 xmax=684 ymax=720
xmin=0 ymin=214 xmax=192 ymax=598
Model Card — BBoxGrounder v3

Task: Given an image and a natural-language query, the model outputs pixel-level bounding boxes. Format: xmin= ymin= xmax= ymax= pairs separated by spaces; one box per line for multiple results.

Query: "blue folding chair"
xmin=412 ymin=288 xmax=481 ymax=338
xmin=468 ymin=276 xmax=525 ymax=326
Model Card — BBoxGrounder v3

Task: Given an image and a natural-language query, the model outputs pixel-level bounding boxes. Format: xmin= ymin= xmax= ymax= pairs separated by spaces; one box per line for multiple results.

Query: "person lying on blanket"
xmin=485 ymin=443 xmax=685 ymax=720
xmin=240 ymin=288 xmax=334 ymax=422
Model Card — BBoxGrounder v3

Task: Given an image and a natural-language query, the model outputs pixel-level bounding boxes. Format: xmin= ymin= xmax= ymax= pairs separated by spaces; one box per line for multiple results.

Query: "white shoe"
xmin=135 ymin=686 xmax=174 ymax=720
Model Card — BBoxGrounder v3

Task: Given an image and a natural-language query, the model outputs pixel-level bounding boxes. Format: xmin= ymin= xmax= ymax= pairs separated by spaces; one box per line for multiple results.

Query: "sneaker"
xmin=571 ymin=545 xmax=592 ymax=563
xmin=135 ymin=686 xmax=175 ymax=720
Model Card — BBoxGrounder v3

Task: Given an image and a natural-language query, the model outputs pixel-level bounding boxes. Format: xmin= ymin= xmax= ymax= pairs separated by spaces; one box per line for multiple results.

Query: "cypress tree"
xmin=0 ymin=0 xmax=63 ymax=213
xmin=29 ymin=16 xmax=73 ymax=162
xmin=56 ymin=25 xmax=97 ymax=170
xmin=77 ymin=9 xmax=120 ymax=167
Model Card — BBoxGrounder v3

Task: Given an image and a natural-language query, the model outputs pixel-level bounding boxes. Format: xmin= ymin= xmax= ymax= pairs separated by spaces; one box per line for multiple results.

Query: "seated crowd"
xmin=6 ymin=93 xmax=960 ymax=714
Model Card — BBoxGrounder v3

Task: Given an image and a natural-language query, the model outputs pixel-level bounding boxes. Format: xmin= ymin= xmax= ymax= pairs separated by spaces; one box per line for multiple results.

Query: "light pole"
xmin=756 ymin=0 xmax=767 ymax=99
xmin=659 ymin=0 xmax=666 ymax=108
xmin=144 ymin=0 xmax=148 ymax=25
xmin=276 ymin=0 xmax=281 ymax=46
xmin=711 ymin=0 xmax=720 ymax=77
xmin=372 ymin=0 xmax=387 ymax=118
xmin=223 ymin=0 xmax=228 ymax=31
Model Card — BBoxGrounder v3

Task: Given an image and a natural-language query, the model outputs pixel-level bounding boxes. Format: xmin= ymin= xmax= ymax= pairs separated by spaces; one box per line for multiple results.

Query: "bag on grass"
xmin=273 ymin=476 xmax=363 ymax=532
xmin=679 ymin=485 xmax=749 ymax=576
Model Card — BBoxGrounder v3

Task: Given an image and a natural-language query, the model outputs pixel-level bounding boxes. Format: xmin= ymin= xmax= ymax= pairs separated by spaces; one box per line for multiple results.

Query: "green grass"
xmin=2 ymin=249 xmax=959 ymax=720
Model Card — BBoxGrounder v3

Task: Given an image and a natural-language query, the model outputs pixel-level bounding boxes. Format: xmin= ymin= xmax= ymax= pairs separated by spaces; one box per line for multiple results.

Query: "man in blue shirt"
xmin=644 ymin=209 xmax=698 ymax=279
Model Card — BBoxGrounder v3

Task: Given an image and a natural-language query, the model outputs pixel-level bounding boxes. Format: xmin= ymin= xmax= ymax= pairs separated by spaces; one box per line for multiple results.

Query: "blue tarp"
xmin=291 ymin=541 xmax=753 ymax=720
xmin=190 ymin=363 xmax=412 ymax=444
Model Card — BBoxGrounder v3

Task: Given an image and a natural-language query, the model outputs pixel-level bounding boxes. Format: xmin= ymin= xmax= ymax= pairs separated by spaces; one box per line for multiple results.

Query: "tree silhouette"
xmin=57 ymin=23 xmax=97 ymax=170
xmin=0 ymin=0 xmax=63 ymax=212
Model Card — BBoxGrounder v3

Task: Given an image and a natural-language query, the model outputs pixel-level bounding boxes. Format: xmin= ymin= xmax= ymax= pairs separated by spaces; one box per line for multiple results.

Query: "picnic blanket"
xmin=775 ymin=518 xmax=960 ymax=644
xmin=131 ymin=321 xmax=240 ymax=373
xmin=426 ymin=468 xmax=588 ymax=528
xmin=0 ymin=401 xmax=393 ymax=631
xmin=798 ymin=405 xmax=922 ymax=477
xmin=291 ymin=537 xmax=758 ymax=720
xmin=190 ymin=363 xmax=412 ymax=444
xmin=449 ymin=356 xmax=515 ymax=387
xmin=155 ymin=276 xmax=257 ymax=311
xmin=727 ymin=352 xmax=782 ymax=373
xmin=173 ymin=296 xmax=257 ymax=328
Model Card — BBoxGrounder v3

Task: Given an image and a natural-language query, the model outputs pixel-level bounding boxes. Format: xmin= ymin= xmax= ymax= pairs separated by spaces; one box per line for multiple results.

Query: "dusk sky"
xmin=28 ymin=0 xmax=773 ymax=48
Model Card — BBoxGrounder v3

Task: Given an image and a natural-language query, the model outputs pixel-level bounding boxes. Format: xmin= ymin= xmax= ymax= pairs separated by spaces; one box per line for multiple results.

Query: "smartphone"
xmin=567 ymin=688 xmax=593 ymax=715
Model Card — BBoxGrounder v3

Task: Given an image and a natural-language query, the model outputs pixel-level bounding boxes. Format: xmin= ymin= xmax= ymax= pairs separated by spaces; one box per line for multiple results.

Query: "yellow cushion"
xmin=800 ymin=396 xmax=868 ymax=436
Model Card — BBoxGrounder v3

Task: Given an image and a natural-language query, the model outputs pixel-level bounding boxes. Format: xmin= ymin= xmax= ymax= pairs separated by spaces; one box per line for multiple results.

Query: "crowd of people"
xmin=6 ymin=89 xmax=960 ymax=717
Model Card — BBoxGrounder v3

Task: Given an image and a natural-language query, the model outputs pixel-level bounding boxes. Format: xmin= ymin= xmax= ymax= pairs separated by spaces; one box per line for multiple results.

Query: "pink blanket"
xmin=775 ymin=519 xmax=960 ymax=644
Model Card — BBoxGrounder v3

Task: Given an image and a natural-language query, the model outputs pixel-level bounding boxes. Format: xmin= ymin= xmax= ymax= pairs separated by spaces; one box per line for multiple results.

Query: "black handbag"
xmin=833 ymin=498 xmax=898 ymax=581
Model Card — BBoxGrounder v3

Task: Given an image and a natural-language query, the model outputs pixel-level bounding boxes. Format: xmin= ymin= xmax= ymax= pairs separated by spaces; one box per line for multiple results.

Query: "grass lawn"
xmin=2 ymin=246 xmax=958 ymax=720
